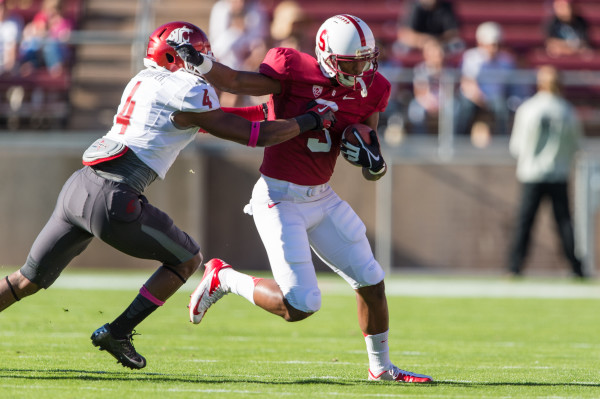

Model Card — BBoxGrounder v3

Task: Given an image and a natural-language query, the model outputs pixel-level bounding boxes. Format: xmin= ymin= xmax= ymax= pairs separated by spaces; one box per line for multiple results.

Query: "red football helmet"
xmin=145 ymin=21 xmax=213 ymax=74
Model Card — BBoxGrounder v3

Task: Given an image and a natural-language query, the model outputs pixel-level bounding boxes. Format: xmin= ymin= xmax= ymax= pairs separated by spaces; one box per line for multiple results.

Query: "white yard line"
xmin=49 ymin=272 xmax=600 ymax=299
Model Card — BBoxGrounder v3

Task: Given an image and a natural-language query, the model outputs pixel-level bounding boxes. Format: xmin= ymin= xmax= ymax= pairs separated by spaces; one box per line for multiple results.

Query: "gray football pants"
xmin=20 ymin=166 xmax=200 ymax=288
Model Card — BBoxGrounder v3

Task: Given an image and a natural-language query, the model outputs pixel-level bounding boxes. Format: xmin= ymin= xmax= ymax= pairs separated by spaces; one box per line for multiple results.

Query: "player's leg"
xmin=189 ymin=177 xmax=319 ymax=324
xmin=508 ymin=182 xmax=543 ymax=275
xmin=88 ymin=179 xmax=201 ymax=369
xmin=189 ymin=257 xmax=310 ymax=323
xmin=549 ymin=182 xmax=584 ymax=277
xmin=1 ymin=170 xmax=94 ymax=311
xmin=0 ymin=270 xmax=39 ymax=311
xmin=189 ymin=204 xmax=316 ymax=323
xmin=308 ymin=194 xmax=431 ymax=383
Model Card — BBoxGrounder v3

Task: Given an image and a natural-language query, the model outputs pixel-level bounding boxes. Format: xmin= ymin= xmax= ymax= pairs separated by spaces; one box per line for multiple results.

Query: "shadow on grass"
xmin=0 ymin=368 xmax=355 ymax=386
xmin=1 ymin=368 xmax=599 ymax=388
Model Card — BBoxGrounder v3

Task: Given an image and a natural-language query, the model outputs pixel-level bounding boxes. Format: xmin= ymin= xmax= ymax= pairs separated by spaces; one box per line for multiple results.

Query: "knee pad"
xmin=285 ymin=286 xmax=322 ymax=313
xmin=357 ymin=259 xmax=385 ymax=288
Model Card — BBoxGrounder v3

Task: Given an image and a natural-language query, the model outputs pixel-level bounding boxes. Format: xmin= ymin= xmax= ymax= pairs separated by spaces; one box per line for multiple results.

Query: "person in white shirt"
xmin=0 ymin=21 xmax=335 ymax=370
xmin=508 ymin=65 xmax=584 ymax=278
xmin=0 ymin=0 xmax=21 ymax=75
xmin=455 ymin=22 xmax=516 ymax=138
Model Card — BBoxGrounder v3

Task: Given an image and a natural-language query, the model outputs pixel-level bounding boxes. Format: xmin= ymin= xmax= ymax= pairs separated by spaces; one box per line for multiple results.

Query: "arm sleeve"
xmin=221 ymin=104 xmax=268 ymax=121
xmin=509 ymin=107 xmax=525 ymax=158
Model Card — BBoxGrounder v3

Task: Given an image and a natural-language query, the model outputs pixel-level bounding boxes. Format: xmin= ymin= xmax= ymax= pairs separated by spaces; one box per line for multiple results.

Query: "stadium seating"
xmin=0 ymin=0 xmax=83 ymax=129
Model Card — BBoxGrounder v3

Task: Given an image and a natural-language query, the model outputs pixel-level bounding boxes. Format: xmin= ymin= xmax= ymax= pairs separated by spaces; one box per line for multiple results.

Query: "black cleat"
xmin=91 ymin=323 xmax=146 ymax=369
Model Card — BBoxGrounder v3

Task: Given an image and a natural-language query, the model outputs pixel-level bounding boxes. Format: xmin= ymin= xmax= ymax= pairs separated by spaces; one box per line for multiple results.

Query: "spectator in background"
xmin=395 ymin=0 xmax=464 ymax=56
xmin=269 ymin=0 xmax=310 ymax=52
xmin=407 ymin=38 xmax=445 ymax=135
xmin=545 ymin=0 xmax=592 ymax=58
xmin=508 ymin=65 xmax=584 ymax=278
xmin=0 ymin=0 xmax=22 ymax=75
xmin=454 ymin=22 xmax=516 ymax=144
xmin=208 ymin=0 xmax=269 ymax=106
xmin=19 ymin=0 xmax=73 ymax=77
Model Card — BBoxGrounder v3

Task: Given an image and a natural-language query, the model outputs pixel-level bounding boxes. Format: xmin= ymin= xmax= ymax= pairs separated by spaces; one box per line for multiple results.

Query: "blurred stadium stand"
xmin=0 ymin=0 xmax=83 ymax=129
xmin=1 ymin=0 xmax=599 ymax=134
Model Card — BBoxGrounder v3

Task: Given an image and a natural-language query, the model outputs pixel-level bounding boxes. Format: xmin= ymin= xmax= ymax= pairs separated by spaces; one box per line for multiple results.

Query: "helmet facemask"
xmin=326 ymin=50 xmax=379 ymax=96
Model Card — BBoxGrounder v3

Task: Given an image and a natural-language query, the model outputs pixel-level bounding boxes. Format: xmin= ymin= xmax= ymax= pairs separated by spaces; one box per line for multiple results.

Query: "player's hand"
xmin=341 ymin=129 xmax=385 ymax=173
xmin=166 ymin=40 xmax=204 ymax=67
xmin=305 ymin=102 xmax=336 ymax=130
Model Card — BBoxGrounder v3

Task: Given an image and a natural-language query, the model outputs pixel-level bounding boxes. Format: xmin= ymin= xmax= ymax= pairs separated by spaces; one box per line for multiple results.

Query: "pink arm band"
xmin=140 ymin=285 xmax=165 ymax=306
xmin=248 ymin=121 xmax=260 ymax=148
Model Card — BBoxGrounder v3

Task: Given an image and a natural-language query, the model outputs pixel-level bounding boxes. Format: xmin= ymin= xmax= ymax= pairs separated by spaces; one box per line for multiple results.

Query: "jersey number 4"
xmin=116 ymin=81 xmax=142 ymax=134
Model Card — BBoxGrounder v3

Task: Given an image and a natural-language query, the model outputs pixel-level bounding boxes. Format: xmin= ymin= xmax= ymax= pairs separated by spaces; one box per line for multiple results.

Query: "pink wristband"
xmin=248 ymin=121 xmax=260 ymax=148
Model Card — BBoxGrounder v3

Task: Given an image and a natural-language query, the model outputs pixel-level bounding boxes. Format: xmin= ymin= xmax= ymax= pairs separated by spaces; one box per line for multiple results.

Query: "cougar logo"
xmin=167 ymin=26 xmax=194 ymax=45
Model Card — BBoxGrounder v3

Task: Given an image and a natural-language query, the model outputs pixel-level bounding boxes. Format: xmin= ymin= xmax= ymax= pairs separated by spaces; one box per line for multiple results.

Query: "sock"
xmin=109 ymin=286 xmax=162 ymax=339
xmin=218 ymin=268 xmax=259 ymax=305
xmin=364 ymin=330 xmax=392 ymax=373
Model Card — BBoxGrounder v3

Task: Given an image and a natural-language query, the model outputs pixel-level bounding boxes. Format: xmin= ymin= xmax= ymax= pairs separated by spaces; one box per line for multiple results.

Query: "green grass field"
xmin=1 ymin=269 xmax=599 ymax=398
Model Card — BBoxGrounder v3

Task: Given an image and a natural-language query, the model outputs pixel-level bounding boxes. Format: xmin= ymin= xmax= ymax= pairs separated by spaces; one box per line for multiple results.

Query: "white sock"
xmin=218 ymin=268 xmax=257 ymax=305
xmin=364 ymin=330 xmax=392 ymax=373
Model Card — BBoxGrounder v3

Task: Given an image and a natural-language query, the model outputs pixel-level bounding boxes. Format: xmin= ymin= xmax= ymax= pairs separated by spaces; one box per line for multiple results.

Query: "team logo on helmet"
xmin=312 ymin=85 xmax=323 ymax=98
xmin=167 ymin=26 xmax=194 ymax=45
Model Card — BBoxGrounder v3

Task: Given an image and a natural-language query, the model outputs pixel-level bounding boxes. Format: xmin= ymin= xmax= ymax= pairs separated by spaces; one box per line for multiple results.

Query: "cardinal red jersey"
xmin=258 ymin=47 xmax=391 ymax=186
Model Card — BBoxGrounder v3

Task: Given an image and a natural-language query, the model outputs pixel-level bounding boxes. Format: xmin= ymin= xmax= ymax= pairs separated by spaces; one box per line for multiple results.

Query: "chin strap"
xmin=357 ymin=77 xmax=368 ymax=98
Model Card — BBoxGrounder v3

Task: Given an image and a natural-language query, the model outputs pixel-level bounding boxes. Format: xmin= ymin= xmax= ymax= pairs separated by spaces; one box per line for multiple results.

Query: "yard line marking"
xmin=51 ymin=273 xmax=600 ymax=299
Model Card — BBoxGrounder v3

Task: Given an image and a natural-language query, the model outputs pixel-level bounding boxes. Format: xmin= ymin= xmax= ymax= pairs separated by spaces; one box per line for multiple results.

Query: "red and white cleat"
xmin=368 ymin=365 xmax=433 ymax=383
xmin=189 ymin=258 xmax=232 ymax=324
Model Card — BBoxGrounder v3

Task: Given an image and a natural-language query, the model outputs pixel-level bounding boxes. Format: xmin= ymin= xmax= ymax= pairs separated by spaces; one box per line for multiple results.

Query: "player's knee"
xmin=6 ymin=271 xmax=41 ymax=299
xmin=283 ymin=303 xmax=313 ymax=322
xmin=285 ymin=286 xmax=321 ymax=318
xmin=357 ymin=279 xmax=386 ymax=301
xmin=358 ymin=259 xmax=385 ymax=287
xmin=173 ymin=252 xmax=202 ymax=280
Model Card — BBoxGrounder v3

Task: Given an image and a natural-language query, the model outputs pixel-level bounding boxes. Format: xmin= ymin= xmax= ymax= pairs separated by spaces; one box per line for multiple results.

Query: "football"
xmin=342 ymin=123 xmax=373 ymax=146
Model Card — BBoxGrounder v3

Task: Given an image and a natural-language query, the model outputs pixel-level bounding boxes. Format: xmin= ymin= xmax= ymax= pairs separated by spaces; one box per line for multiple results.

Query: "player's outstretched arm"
xmin=172 ymin=106 xmax=335 ymax=147
xmin=168 ymin=42 xmax=280 ymax=96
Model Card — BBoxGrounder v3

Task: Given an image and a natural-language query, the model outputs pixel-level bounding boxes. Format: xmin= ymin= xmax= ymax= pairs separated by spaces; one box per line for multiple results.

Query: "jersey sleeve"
xmin=374 ymin=75 xmax=391 ymax=113
xmin=180 ymin=83 xmax=220 ymax=113
xmin=259 ymin=47 xmax=298 ymax=81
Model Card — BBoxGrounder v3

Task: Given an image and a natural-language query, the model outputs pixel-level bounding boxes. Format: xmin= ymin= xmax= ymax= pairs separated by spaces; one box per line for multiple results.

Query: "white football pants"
xmin=245 ymin=175 xmax=385 ymax=313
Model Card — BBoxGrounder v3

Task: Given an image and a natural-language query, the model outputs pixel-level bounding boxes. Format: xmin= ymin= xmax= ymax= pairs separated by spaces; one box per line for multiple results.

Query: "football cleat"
xmin=368 ymin=365 xmax=433 ymax=383
xmin=189 ymin=258 xmax=232 ymax=324
xmin=91 ymin=323 xmax=146 ymax=369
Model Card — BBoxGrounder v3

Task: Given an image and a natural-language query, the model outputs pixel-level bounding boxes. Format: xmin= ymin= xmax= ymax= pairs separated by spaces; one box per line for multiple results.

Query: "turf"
xmin=0 ymin=271 xmax=599 ymax=398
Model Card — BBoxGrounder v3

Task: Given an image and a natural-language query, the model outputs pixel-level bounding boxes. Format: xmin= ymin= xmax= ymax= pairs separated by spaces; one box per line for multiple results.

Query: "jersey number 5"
xmin=116 ymin=81 xmax=142 ymax=134
xmin=307 ymin=129 xmax=332 ymax=152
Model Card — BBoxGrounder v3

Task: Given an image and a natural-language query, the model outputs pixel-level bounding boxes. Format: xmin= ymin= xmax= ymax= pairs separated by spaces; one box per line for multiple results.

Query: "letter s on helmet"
xmin=315 ymin=15 xmax=379 ymax=97
xmin=144 ymin=21 xmax=214 ymax=74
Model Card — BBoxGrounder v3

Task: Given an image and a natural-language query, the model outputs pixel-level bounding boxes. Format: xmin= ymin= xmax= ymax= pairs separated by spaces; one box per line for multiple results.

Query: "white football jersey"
xmin=105 ymin=67 xmax=220 ymax=179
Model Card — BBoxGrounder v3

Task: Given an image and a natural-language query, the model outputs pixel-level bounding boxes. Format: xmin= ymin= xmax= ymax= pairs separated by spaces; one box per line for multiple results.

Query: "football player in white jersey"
xmin=0 ymin=21 xmax=335 ymax=370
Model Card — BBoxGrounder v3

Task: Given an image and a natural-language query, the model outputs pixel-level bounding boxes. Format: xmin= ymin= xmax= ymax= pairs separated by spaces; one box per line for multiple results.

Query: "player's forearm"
xmin=206 ymin=62 xmax=277 ymax=96
xmin=255 ymin=120 xmax=302 ymax=146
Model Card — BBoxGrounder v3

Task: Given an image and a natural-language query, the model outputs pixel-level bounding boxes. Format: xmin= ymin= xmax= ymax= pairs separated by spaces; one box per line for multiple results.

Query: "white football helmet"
xmin=315 ymin=15 xmax=379 ymax=97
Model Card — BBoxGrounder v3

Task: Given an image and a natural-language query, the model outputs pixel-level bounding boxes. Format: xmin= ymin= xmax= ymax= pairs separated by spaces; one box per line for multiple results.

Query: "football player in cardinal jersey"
xmin=0 ymin=21 xmax=334 ymax=370
xmin=174 ymin=15 xmax=433 ymax=383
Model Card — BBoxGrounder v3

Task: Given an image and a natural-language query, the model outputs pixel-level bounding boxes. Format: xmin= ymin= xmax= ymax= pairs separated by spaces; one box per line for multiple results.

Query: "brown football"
xmin=342 ymin=123 xmax=373 ymax=146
